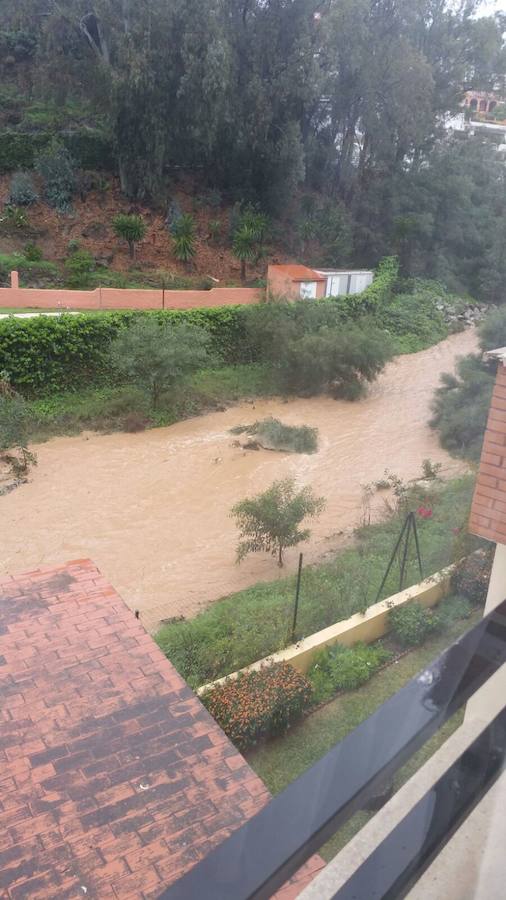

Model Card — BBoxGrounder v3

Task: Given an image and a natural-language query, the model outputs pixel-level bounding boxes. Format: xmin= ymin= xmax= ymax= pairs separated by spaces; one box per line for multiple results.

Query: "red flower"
xmin=417 ymin=506 xmax=433 ymax=519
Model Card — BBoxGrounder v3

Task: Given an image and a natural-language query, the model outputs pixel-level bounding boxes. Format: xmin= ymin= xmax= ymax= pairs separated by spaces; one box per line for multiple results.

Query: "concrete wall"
xmin=198 ymin=567 xmax=453 ymax=695
xmin=0 ymin=275 xmax=261 ymax=311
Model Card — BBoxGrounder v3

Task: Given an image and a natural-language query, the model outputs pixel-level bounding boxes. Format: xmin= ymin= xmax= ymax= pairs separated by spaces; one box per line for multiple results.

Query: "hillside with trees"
xmin=0 ymin=0 xmax=505 ymax=295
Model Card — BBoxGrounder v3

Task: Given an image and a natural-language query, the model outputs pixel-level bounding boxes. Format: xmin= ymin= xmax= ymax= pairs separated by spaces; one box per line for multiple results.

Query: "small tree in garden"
xmin=110 ymin=318 xmax=210 ymax=408
xmin=232 ymin=477 xmax=325 ymax=567
xmin=172 ymin=213 xmax=197 ymax=266
xmin=113 ymin=213 xmax=146 ymax=259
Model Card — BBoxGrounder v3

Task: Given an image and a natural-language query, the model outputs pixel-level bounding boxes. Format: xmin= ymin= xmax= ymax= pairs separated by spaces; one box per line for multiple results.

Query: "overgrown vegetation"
xmin=0 ymin=381 xmax=37 ymax=480
xmin=431 ymin=306 xmax=506 ymax=461
xmin=308 ymin=643 xmax=392 ymax=704
xmin=156 ymin=474 xmax=481 ymax=688
xmin=232 ymin=478 xmax=325 ymax=567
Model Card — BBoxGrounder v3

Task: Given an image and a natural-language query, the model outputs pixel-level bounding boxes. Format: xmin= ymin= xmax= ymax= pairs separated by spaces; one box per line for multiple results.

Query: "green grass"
xmin=247 ymin=607 xmax=481 ymax=860
xmin=156 ymin=475 xmax=482 ymax=688
xmin=26 ymin=364 xmax=275 ymax=441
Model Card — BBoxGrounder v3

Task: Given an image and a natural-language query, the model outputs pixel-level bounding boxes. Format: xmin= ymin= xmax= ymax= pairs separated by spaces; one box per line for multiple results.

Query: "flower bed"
xmin=201 ymin=662 xmax=312 ymax=750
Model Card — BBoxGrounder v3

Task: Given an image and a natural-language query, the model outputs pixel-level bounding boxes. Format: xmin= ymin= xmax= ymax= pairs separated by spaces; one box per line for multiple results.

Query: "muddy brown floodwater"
xmin=0 ymin=329 xmax=477 ymax=631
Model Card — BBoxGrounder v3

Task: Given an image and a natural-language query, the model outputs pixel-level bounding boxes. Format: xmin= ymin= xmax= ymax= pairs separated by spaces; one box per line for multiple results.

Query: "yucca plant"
xmin=172 ymin=213 xmax=197 ymax=266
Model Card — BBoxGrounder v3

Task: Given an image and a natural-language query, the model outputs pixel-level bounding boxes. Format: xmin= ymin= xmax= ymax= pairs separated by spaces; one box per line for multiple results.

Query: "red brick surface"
xmin=0 ymin=561 xmax=324 ymax=899
xmin=470 ymin=362 xmax=506 ymax=543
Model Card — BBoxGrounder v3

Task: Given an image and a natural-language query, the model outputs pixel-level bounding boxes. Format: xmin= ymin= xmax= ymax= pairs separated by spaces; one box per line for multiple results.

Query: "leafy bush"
xmin=231 ymin=418 xmax=318 ymax=453
xmin=64 ymin=130 xmax=114 ymax=171
xmin=23 ymin=243 xmax=43 ymax=262
xmin=451 ymin=550 xmax=493 ymax=606
xmin=64 ymin=249 xmax=96 ymax=289
xmin=9 ymin=171 xmax=38 ymax=206
xmin=201 ymin=663 xmax=312 ymax=749
xmin=35 ymin=142 xmax=76 ymax=212
xmin=0 ymin=205 xmax=29 ymax=233
xmin=308 ymin=642 xmax=392 ymax=703
xmin=0 ymin=252 xmax=57 ymax=289
xmin=232 ymin=477 xmax=325 ymax=566
xmin=110 ymin=318 xmax=211 ymax=407
xmin=0 ymin=132 xmax=50 ymax=173
xmin=389 ymin=601 xmax=440 ymax=648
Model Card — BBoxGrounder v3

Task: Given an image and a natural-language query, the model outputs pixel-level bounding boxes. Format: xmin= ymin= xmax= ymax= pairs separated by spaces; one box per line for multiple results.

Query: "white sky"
xmin=477 ymin=0 xmax=505 ymax=14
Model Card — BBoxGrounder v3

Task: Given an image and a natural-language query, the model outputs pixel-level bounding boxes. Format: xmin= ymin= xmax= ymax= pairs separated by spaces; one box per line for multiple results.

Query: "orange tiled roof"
xmin=270 ymin=264 xmax=325 ymax=282
xmin=0 ymin=560 xmax=323 ymax=898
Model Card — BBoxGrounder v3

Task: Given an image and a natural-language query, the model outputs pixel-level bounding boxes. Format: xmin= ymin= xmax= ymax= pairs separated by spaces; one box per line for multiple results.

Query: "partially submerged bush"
xmin=231 ymin=418 xmax=318 ymax=454
xmin=202 ymin=662 xmax=312 ymax=749
xmin=308 ymin=642 xmax=392 ymax=703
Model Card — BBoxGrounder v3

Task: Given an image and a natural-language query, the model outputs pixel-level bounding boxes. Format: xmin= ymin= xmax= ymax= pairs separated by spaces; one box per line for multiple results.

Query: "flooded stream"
xmin=0 ymin=329 xmax=477 ymax=631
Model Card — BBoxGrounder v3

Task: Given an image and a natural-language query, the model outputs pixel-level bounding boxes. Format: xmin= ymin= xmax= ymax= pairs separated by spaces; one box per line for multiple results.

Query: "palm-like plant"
xmin=233 ymin=225 xmax=258 ymax=281
xmin=172 ymin=213 xmax=197 ymax=266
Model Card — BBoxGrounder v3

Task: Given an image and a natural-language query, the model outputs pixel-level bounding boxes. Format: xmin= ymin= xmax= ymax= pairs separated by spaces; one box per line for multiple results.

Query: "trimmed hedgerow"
xmin=201 ymin=662 xmax=312 ymax=749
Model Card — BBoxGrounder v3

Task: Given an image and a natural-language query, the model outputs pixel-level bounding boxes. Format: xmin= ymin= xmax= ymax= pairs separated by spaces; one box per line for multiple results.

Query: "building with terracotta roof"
xmin=267 ymin=265 xmax=373 ymax=301
xmin=0 ymin=559 xmax=323 ymax=899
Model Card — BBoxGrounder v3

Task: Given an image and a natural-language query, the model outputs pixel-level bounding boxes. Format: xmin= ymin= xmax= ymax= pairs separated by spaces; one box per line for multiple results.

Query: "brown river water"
xmin=0 ymin=329 xmax=477 ymax=631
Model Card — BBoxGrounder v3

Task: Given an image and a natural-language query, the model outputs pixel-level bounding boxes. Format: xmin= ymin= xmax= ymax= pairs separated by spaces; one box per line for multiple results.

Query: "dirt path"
xmin=0 ymin=329 xmax=477 ymax=631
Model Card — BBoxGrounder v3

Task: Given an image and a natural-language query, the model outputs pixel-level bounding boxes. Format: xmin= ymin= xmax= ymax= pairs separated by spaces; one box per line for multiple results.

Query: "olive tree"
xmin=110 ymin=318 xmax=211 ymax=408
xmin=232 ymin=477 xmax=325 ymax=567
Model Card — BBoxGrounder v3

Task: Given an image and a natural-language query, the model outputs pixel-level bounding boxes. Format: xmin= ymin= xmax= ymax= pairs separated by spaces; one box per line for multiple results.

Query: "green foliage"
xmin=372 ymin=279 xmax=448 ymax=353
xmin=64 ymin=249 xmax=95 ymax=289
xmin=23 ymin=243 xmax=43 ymax=262
xmin=0 ymin=132 xmax=50 ymax=173
xmin=232 ymin=418 xmax=318 ymax=454
xmin=202 ymin=663 xmax=312 ymax=749
xmin=156 ymin=475 xmax=477 ymax=687
xmin=112 ymin=213 xmax=146 ymax=259
xmin=232 ymin=477 xmax=325 ymax=566
xmin=451 ymin=550 xmax=493 ymax=607
xmin=0 ymin=205 xmax=29 ymax=233
xmin=35 ymin=142 xmax=76 ymax=212
xmin=110 ymin=318 xmax=211 ymax=407
xmin=171 ymin=213 xmax=197 ymax=264
xmin=0 ymin=392 xmax=32 ymax=451
xmin=232 ymin=208 xmax=269 ymax=279
xmin=64 ymin=130 xmax=114 ymax=171
xmin=389 ymin=601 xmax=439 ymax=648
xmin=9 ymin=171 xmax=38 ymax=206
xmin=308 ymin=642 xmax=392 ymax=704
xmin=0 ymin=252 xmax=57 ymax=288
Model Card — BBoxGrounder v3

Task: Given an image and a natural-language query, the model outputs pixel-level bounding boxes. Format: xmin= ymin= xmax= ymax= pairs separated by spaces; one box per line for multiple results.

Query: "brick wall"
xmin=469 ymin=360 xmax=506 ymax=543
xmin=0 ymin=276 xmax=261 ymax=312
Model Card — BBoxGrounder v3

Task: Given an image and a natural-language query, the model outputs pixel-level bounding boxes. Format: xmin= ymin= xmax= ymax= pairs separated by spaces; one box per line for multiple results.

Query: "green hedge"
xmin=0 ymin=129 xmax=115 ymax=174
xmin=0 ymin=307 xmax=253 ymax=394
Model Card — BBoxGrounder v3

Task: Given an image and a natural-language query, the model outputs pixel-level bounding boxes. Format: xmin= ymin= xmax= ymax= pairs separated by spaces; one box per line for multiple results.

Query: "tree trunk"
xmin=128 ymin=241 xmax=135 ymax=260
xmin=278 ymin=545 xmax=284 ymax=567
xmin=241 ymin=259 xmax=246 ymax=281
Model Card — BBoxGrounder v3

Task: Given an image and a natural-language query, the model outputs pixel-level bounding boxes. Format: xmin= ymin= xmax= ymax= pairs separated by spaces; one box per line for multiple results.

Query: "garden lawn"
xmin=247 ymin=608 xmax=481 ymax=861
xmin=156 ymin=475 xmax=481 ymax=688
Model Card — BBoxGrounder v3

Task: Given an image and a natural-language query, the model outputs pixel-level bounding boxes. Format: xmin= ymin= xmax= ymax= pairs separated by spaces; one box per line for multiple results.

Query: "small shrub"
xmin=24 ymin=242 xmax=42 ymax=262
xmin=232 ymin=477 xmax=325 ymax=566
xmin=9 ymin=171 xmax=38 ymax=206
xmin=0 ymin=205 xmax=29 ymax=231
xmin=451 ymin=550 xmax=493 ymax=607
xmin=208 ymin=219 xmax=222 ymax=244
xmin=421 ymin=458 xmax=442 ymax=480
xmin=35 ymin=142 xmax=76 ymax=212
xmin=172 ymin=213 xmax=197 ymax=265
xmin=64 ymin=249 xmax=95 ymax=289
xmin=389 ymin=601 xmax=439 ymax=648
xmin=308 ymin=642 xmax=392 ymax=703
xmin=201 ymin=662 xmax=312 ymax=749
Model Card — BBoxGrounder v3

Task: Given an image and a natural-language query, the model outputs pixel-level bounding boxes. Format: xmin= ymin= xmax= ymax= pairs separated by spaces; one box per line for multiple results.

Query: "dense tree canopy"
xmin=1 ymin=0 xmax=505 ymax=294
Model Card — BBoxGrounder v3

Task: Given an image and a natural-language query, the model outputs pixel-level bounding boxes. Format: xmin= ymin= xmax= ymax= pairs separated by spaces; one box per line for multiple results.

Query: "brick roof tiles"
xmin=0 ymin=560 xmax=323 ymax=899
xmin=268 ymin=265 xmax=325 ymax=282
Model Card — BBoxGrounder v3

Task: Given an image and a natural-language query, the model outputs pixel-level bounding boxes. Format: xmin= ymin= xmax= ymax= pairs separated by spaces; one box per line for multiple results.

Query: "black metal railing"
xmin=160 ymin=600 xmax=506 ymax=900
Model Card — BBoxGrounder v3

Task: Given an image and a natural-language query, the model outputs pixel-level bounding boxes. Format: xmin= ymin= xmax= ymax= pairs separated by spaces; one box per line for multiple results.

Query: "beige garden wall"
xmin=197 ymin=566 xmax=453 ymax=696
